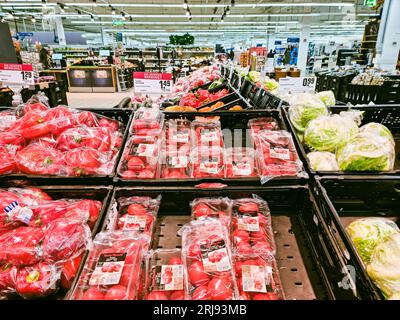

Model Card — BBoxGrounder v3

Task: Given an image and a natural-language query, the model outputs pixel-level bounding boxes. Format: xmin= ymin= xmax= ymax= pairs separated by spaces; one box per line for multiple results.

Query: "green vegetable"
xmin=360 ymin=123 xmax=395 ymax=147
xmin=316 ymin=90 xmax=336 ymax=107
xmin=307 ymin=151 xmax=339 ymax=171
xmin=304 ymin=115 xmax=359 ymax=152
xmin=288 ymin=93 xmax=328 ymax=132
xmin=367 ymin=233 xmax=400 ymax=299
xmin=264 ymin=77 xmax=279 ymax=91
xmin=247 ymin=71 xmax=260 ymax=83
xmin=208 ymin=78 xmax=223 ymax=90
xmin=346 ymin=218 xmax=400 ymax=264
xmin=336 ymin=132 xmax=395 ymax=171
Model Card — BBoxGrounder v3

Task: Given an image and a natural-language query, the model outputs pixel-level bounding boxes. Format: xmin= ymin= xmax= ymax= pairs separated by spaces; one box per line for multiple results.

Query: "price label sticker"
xmin=133 ymin=72 xmax=172 ymax=94
xmin=0 ymin=63 xmax=34 ymax=86
xmin=278 ymin=76 xmax=316 ymax=93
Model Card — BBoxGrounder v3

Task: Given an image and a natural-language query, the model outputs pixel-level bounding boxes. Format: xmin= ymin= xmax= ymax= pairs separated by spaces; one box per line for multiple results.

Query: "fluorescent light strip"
xmin=69 ymin=20 xmax=300 ymax=25
xmin=0 ymin=2 xmax=55 ymax=6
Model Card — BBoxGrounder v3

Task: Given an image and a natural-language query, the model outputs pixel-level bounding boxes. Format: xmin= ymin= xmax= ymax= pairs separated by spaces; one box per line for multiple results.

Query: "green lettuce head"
xmin=360 ymin=123 xmax=395 ymax=147
xmin=264 ymin=77 xmax=279 ymax=91
xmin=247 ymin=71 xmax=260 ymax=83
xmin=316 ymin=90 xmax=336 ymax=107
xmin=307 ymin=151 xmax=339 ymax=171
xmin=336 ymin=132 xmax=395 ymax=171
xmin=304 ymin=115 xmax=359 ymax=152
xmin=367 ymin=233 xmax=400 ymax=299
xmin=346 ymin=218 xmax=400 ymax=264
xmin=288 ymin=93 xmax=328 ymax=132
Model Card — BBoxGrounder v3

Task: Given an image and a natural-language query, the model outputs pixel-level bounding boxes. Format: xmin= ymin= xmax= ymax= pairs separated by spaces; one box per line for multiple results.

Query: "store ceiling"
xmin=0 ymin=0 xmax=380 ymax=45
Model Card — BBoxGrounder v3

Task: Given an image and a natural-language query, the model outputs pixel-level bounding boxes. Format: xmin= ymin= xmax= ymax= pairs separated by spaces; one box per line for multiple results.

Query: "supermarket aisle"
xmin=66 ymin=88 xmax=135 ymax=109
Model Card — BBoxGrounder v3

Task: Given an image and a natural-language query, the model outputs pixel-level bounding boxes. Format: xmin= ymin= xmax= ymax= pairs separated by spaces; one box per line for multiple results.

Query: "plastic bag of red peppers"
xmin=180 ymin=218 xmax=239 ymax=300
xmin=231 ymin=197 xmax=284 ymax=300
xmin=67 ymin=231 xmax=149 ymax=300
xmin=144 ymin=249 xmax=186 ymax=300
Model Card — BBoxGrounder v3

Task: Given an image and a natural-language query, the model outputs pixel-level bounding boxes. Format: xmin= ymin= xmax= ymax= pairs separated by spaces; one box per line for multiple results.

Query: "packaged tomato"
xmin=248 ymin=117 xmax=279 ymax=137
xmin=191 ymin=146 xmax=225 ymax=179
xmin=164 ymin=119 xmax=191 ymax=155
xmin=144 ymin=249 xmax=187 ymax=300
xmin=231 ymin=197 xmax=276 ymax=257
xmin=225 ymin=147 xmax=257 ymax=178
xmin=234 ymin=254 xmax=284 ymax=300
xmin=8 ymin=188 xmax=52 ymax=206
xmin=118 ymin=136 xmax=160 ymax=180
xmin=160 ymin=151 xmax=192 ymax=179
xmin=105 ymin=195 xmax=161 ymax=243
xmin=181 ymin=219 xmax=239 ymax=300
xmin=130 ymin=107 xmax=164 ymax=137
xmin=0 ymin=262 xmax=18 ymax=298
xmin=0 ymin=109 xmax=18 ymax=131
xmin=17 ymin=95 xmax=49 ymax=116
xmin=190 ymin=197 xmax=231 ymax=227
xmin=253 ymin=130 xmax=304 ymax=183
xmin=68 ymin=231 xmax=148 ymax=300
xmin=191 ymin=119 xmax=224 ymax=148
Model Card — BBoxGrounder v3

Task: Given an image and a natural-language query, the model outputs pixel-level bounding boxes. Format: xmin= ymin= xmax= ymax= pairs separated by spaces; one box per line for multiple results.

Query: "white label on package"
xmin=242 ymin=265 xmax=273 ymax=293
xmin=201 ymin=239 xmax=231 ymax=273
xmin=270 ymin=147 xmax=290 ymax=160
xmin=171 ymin=156 xmax=188 ymax=168
xmin=89 ymin=253 xmax=126 ymax=286
xmin=158 ymin=265 xmax=184 ymax=291
xmin=136 ymin=144 xmax=155 ymax=157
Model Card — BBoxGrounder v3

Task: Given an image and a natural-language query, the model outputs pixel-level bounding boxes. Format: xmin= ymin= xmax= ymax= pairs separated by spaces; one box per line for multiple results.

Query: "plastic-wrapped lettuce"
xmin=360 ymin=123 xmax=395 ymax=147
xmin=264 ymin=77 xmax=279 ymax=91
xmin=288 ymin=93 xmax=328 ymax=132
xmin=339 ymin=110 xmax=364 ymax=126
xmin=247 ymin=71 xmax=260 ymax=83
xmin=307 ymin=151 xmax=339 ymax=171
xmin=304 ymin=115 xmax=359 ymax=152
xmin=316 ymin=90 xmax=336 ymax=107
xmin=336 ymin=132 xmax=395 ymax=171
xmin=367 ymin=233 xmax=400 ymax=299
xmin=346 ymin=218 xmax=400 ymax=264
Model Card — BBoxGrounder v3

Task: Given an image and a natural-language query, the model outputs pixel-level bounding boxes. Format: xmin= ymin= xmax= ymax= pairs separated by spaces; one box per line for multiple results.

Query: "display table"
xmin=67 ymin=65 xmax=117 ymax=93
xmin=40 ymin=69 xmax=69 ymax=91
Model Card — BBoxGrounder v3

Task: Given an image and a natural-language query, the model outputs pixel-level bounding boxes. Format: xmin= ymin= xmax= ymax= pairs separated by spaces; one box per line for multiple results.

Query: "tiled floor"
xmin=66 ymin=88 xmax=135 ymax=109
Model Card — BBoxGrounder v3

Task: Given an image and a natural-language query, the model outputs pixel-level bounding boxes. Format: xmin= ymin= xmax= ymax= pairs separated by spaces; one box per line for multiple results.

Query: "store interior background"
xmin=0 ymin=0 xmax=399 ymax=108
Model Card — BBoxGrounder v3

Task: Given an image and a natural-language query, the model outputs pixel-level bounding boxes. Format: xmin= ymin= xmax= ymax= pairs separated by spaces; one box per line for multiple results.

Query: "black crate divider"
xmin=282 ymin=104 xmax=400 ymax=177
xmin=313 ymin=176 xmax=400 ymax=300
xmin=0 ymin=108 xmax=133 ymax=185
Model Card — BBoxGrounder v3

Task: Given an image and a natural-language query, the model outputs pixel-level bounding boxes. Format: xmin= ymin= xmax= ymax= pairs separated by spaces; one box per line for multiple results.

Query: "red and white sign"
xmin=133 ymin=72 xmax=172 ymax=93
xmin=0 ymin=63 xmax=34 ymax=86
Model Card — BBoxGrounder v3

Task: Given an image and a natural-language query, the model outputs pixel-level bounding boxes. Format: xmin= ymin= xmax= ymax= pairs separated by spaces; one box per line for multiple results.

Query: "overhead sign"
xmin=16 ymin=32 xmax=33 ymax=38
xmin=0 ymin=63 xmax=34 ymax=86
xmin=364 ymin=0 xmax=377 ymax=7
xmin=133 ymin=72 xmax=172 ymax=93
xmin=112 ymin=20 xmax=124 ymax=26
xmin=278 ymin=76 xmax=316 ymax=93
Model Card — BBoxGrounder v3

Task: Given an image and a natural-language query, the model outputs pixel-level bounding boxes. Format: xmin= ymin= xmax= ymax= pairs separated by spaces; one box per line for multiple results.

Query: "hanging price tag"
xmin=0 ymin=63 xmax=34 ymax=86
xmin=133 ymin=72 xmax=172 ymax=94
xmin=278 ymin=76 xmax=316 ymax=93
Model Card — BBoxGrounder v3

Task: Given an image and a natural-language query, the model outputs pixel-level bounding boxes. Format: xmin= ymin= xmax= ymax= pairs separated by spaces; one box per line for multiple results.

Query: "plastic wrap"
xmin=254 ymin=130 xmax=304 ymax=182
xmin=307 ymin=151 xmax=339 ymax=171
xmin=144 ymin=249 xmax=186 ymax=300
xmin=181 ymin=219 xmax=239 ymax=300
xmin=64 ymin=148 xmax=116 ymax=176
xmin=190 ymin=197 xmax=232 ymax=227
xmin=191 ymin=119 xmax=224 ymax=148
xmin=191 ymin=146 xmax=225 ymax=179
xmin=130 ymin=107 xmax=164 ymax=137
xmin=60 ymin=253 xmax=83 ymax=290
xmin=118 ymin=136 xmax=160 ymax=179
xmin=225 ymin=147 xmax=257 ymax=178
xmin=68 ymin=231 xmax=148 ymax=300
xmin=160 ymin=151 xmax=192 ymax=179
xmin=231 ymin=197 xmax=276 ymax=257
xmin=164 ymin=118 xmax=192 ymax=154
xmin=248 ymin=117 xmax=279 ymax=138
xmin=234 ymin=255 xmax=284 ymax=300
xmin=0 ymin=109 xmax=18 ymax=131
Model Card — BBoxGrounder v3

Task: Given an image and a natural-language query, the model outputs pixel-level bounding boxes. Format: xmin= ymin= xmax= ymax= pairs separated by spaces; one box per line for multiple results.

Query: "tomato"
xmin=236 ymin=241 xmax=253 ymax=256
xmin=252 ymin=292 xmax=279 ymax=300
xmin=192 ymin=285 xmax=211 ymax=300
xmin=0 ymin=132 xmax=24 ymax=147
xmin=42 ymin=218 xmax=89 ymax=262
xmin=23 ymin=102 xmax=48 ymax=114
xmin=104 ymin=284 xmax=128 ymax=300
xmin=239 ymin=202 xmax=259 ymax=213
xmin=208 ymin=276 xmax=233 ymax=300
xmin=168 ymin=257 xmax=183 ymax=265
xmin=82 ymin=287 xmax=105 ymax=300
xmin=15 ymin=262 xmax=59 ymax=298
xmin=64 ymin=148 xmax=102 ymax=176
xmin=188 ymin=261 xmax=210 ymax=287
xmin=12 ymin=188 xmax=52 ymax=205
xmin=0 ymin=147 xmax=17 ymax=175
xmin=127 ymin=157 xmax=145 ymax=171
xmin=98 ymin=118 xmax=119 ymax=131
xmin=127 ymin=203 xmax=147 ymax=215
xmin=15 ymin=143 xmax=65 ymax=176
xmin=121 ymin=170 xmax=138 ymax=179
xmin=147 ymin=290 xmax=169 ymax=300
xmin=170 ymin=290 xmax=185 ymax=300
xmin=0 ymin=263 xmax=17 ymax=291
xmin=232 ymin=229 xmax=250 ymax=245
xmin=77 ymin=111 xmax=98 ymax=127
xmin=44 ymin=106 xmax=75 ymax=135
xmin=60 ymin=254 xmax=82 ymax=290
xmin=65 ymin=199 xmax=102 ymax=228
xmin=192 ymin=203 xmax=213 ymax=218
xmin=187 ymin=242 xmax=201 ymax=260
xmin=57 ymin=127 xmax=112 ymax=152
xmin=119 ymin=265 xmax=134 ymax=287
xmin=252 ymin=241 xmax=273 ymax=255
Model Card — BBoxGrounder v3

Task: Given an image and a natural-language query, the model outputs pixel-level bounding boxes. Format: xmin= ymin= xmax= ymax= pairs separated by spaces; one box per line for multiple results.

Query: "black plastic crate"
xmin=115 ymin=110 xmax=308 ymax=186
xmin=253 ymin=88 xmax=285 ymax=109
xmin=100 ymin=184 xmax=334 ymax=300
xmin=314 ymin=176 xmax=400 ymax=300
xmin=0 ymin=108 xmax=133 ymax=185
xmin=283 ymin=104 xmax=400 ymax=176
xmin=2 ymin=185 xmax=113 ymax=300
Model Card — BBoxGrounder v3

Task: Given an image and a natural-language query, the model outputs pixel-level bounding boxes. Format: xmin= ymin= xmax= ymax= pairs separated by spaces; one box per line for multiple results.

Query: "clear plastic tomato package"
xmin=191 ymin=119 xmax=224 ymax=148
xmin=160 ymin=151 xmax=192 ymax=179
xmin=164 ymin=118 xmax=192 ymax=155
xmin=144 ymin=249 xmax=187 ymax=300
xmin=225 ymin=147 xmax=257 ymax=178
xmin=68 ymin=230 xmax=148 ymax=300
xmin=234 ymin=254 xmax=284 ymax=300
xmin=118 ymin=136 xmax=161 ymax=179
xmin=104 ymin=195 xmax=161 ymax=241
xmin=248 ymin=117 xmax=279 ymax=138
xmin=190 ymin=197 xmax=232 ymax=227
xmin=191 ymin=146 xmax=225 ymax=179
xmin=253 ymin=130 xmax=304 ymax=183
xmin=231 ymin=197 xmax=276 ymax=257
xmin=180 ymin=218 xmax=239 ymax=300
xmin=130 ymin=107 xmax=165 ymax=137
